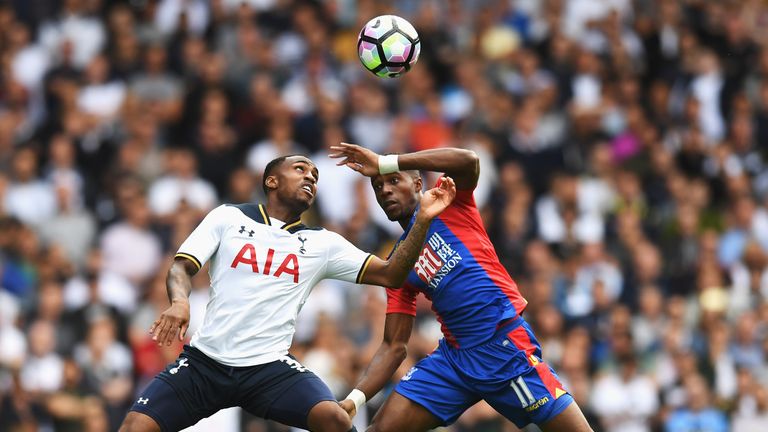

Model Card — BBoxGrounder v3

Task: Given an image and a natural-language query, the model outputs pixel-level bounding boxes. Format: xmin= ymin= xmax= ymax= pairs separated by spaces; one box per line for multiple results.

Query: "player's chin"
xmin=295 ymin=192 xmax=315 ymax=208
xmin=384 ymin=207 xmax=402 ymax=221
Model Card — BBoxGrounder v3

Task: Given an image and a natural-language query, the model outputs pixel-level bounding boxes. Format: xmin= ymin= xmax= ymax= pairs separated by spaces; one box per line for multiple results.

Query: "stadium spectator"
xmin=147 ymin=146 xmax=217 ymax=220
xmin=664 ymin=373 xmax=729 ymax=432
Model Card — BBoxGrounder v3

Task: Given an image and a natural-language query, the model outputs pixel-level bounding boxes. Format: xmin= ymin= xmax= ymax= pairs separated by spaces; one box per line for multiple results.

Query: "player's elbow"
xmin=467 ymin=150 xmax=480 ymax=176
xmin=384 ymin=341 xmax=408 ymax=364
xmin=394 ymin=344 xmax=408 ymax=363
xmin=456 ymin=149 xmax=479 ymax=169
xmin=464 ymin=149 xmax=479 ymax=164
xmin=378 ymin=262 xmax=408 ymax=288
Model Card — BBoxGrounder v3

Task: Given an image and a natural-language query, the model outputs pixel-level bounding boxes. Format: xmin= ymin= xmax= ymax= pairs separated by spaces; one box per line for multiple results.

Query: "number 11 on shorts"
xmin=510 ymin=376 xmax=535 ymax=407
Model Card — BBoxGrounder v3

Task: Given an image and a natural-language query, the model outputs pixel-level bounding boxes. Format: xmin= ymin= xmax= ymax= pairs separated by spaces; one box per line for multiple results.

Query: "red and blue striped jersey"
xmin=386 ymin=179 xmax=528 ymax=348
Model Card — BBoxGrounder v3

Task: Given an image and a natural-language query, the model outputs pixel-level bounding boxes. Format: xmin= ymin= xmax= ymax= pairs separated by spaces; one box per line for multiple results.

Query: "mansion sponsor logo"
xmin=413 ymin=232 xmax=462 ymax=290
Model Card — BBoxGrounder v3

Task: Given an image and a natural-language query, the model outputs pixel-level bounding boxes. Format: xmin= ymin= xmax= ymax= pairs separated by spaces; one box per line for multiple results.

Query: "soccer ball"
xmin=357 ymin=15 xmax=421 ymax=78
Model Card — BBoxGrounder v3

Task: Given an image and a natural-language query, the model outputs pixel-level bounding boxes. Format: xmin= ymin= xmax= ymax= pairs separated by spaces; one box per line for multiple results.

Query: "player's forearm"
xmin=384 ymin=215 xmax=432 ymax=286
xmin=397 ymin=149 xmax=479 ymax=186
xmin=165 ymin=260 xmax=194 ymax=304
xmin=355 ymin=343 xmax=408 ymax=399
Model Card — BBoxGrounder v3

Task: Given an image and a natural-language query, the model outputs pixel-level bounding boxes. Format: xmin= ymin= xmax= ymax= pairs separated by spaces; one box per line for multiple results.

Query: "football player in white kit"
xmin=119 ymin=155 xmax=456 ymax=432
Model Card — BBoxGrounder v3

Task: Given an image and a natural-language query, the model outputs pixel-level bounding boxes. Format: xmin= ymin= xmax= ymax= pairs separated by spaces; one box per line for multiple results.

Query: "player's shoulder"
xmin=312 ymin=227 xmax=363 ymax=249
xmin=222 ymin=202 xmax=266 ymax=222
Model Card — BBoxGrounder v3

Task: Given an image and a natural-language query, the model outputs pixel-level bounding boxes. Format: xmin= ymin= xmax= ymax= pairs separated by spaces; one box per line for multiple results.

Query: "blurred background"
xmin=0 ymin=0 xmax=767 ymax=431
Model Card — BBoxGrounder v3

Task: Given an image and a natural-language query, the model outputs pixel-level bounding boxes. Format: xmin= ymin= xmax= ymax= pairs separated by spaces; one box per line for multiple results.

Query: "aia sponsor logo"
xmin=230 ymin=243 xmax=300 ymax=283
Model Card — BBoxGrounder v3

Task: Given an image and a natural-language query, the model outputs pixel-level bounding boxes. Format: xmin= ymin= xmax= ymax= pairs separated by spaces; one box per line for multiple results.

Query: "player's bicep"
xmin=324 ymin=232 xmax=378 ymax=283
xmin=173 ymin=255 xmax=200 ymax=276
xmin=358 ymin=255 xmax=395 ymax=287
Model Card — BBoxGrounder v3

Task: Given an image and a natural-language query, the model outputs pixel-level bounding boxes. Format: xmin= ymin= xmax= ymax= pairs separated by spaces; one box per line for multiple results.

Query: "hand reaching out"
xmin=149 ymin=300 xmax=190 ymax=346
xmin=418 ymin=176 xmax=456 ymax=221
xmin=329 ymin=142 xmax=381 ymax=177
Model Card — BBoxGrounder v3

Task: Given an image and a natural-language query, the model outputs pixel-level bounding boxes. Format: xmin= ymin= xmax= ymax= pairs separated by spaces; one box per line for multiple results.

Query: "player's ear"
xmin=265 ymin=175 xmax=278 ymax=192
xmin=413 ymin=176 xmax=423 ymax=192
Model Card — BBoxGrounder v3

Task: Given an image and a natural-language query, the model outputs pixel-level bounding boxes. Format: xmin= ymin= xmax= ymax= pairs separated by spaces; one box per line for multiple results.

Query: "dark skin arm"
xmin=149 ymin=257 xmax=197 ymax=346
xmin=340 ymin=313 xmax=414 ymax=418
xmin=359 ymin=177 xmax=456 ymax=287
xmin=330 ymin=143 xmax=480 ymax=190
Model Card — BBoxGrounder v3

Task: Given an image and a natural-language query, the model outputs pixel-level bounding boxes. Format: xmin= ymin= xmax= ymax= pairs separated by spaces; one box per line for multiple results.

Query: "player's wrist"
xmin=415 ymin=209 xmax=435 ymax=223
xmin=171 ymin=298 xmax=190 ymax=306
xmin=345 ymin=388 xmax=366 ymax=412
xmin=378 ymin=154 xmax=400 ymax=174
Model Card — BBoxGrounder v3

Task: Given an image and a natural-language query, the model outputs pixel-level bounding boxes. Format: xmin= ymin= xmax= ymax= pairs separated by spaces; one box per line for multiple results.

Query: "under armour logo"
xmin=137 ymin=397 xmax=149 ymax=405
xmin=170 ymin=358 xmax=189 ymax=375
xmin=239 ymin=226 xmax=255 ymax=237
xmin=298 ymin=235 xmax=307 ymax=254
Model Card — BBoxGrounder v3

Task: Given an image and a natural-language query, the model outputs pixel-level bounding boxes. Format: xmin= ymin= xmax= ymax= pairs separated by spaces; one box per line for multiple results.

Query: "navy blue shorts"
xmin=129 ymin=345 xmax=335 ymax=431
xmin=395 ymin=316 xmax=573 ymax=428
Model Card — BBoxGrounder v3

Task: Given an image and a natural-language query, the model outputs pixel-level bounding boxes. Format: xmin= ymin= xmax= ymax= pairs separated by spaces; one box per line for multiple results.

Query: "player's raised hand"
xmin=329 ymin=142 xmax=381 ymax=177
xmin=418 ymin=176 xmax=456 ymax=221
xmin=150 ymin=300 xmax=190 ymax=346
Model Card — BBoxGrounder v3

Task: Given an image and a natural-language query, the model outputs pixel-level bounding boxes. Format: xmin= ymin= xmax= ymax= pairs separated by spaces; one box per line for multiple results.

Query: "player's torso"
xmin=208 ymin=213 xmax=326 ymax=296
xmin=400 ymin=199 xmax=526 ymax=347
xmin=195 ymin=205 xmax=329 ymax=364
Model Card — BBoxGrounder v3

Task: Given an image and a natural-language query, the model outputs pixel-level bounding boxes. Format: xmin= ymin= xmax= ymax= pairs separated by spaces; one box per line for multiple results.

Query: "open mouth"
xmin=301 ymin=184 xmax=314 ymax=197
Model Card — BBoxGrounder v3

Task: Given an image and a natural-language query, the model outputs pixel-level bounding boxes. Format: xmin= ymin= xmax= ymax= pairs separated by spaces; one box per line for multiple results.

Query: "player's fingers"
xmin=339 ymin=143 xmax=366 ymax=156
xmin=168 ymin=326 xmax=180 ymax=345
xmin=179 ymin=323 xmax=188 ymax=341
xmin=151 ymin=319 xmax=163 ymax=341
xmin=330 ymin=145 xmax=355 ymax=155
xmin=149 ymin=319 xmax=160 ymax=334
xmin=345 ymin=162 xmax=362 ymax=171
xmin=154 ymin=318 xmax=173 ymax=345
xmin=336 ymin=158 xmax=354 ymax=167
xmin=329 ymin=149 xmax=351 ymax=158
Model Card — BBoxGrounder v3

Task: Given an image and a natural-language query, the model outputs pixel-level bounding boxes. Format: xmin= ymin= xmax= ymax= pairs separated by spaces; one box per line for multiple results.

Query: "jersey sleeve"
xmin=386 ymin=284 xmax=418 ymax=316
xmin=324 ymin=231 xmax=374 ymax=284
xmin=175 ymin=205 xmax=227 ymax=270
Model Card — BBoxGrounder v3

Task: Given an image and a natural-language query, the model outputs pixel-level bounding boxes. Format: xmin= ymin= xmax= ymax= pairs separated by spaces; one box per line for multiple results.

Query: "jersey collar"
xmin=227 ymin=203 xmax=304 ymax=232
xmin=259 ymin=204 xmax=303 ymax=231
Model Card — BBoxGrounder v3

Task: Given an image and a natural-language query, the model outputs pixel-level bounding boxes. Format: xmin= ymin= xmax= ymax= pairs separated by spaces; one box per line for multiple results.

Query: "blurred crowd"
xmin=0 ymin=0 xmax=767 ymax=431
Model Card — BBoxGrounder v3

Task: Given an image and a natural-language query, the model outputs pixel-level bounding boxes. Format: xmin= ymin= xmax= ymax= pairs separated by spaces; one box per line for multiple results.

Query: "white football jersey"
xmin=175 ymin=204 xmax=372 ymax=366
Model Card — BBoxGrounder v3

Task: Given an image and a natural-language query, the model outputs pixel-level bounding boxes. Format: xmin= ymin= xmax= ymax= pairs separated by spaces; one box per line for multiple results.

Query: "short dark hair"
xmin=262 ymin=154 xmax=304 ymax=195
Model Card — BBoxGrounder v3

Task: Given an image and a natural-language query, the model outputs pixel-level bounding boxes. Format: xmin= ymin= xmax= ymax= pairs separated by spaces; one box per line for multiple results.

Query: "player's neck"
xmin=263 ymin=199 xmax=303 ymax=224
xmin=398 ymin=208 xmax=416 ymax=230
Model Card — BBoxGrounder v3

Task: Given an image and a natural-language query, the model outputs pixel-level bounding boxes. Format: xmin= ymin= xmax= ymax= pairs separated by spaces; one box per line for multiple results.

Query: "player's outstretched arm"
xmin=340 ymin=313 xmax=414 ymax=419
xmin=149 ymin=257 xmax=196 ymax=346
xmin=360 ymin=177 xmax=457 ymax=287
xmin=330 ymin=142 xmax=480 ymax=190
